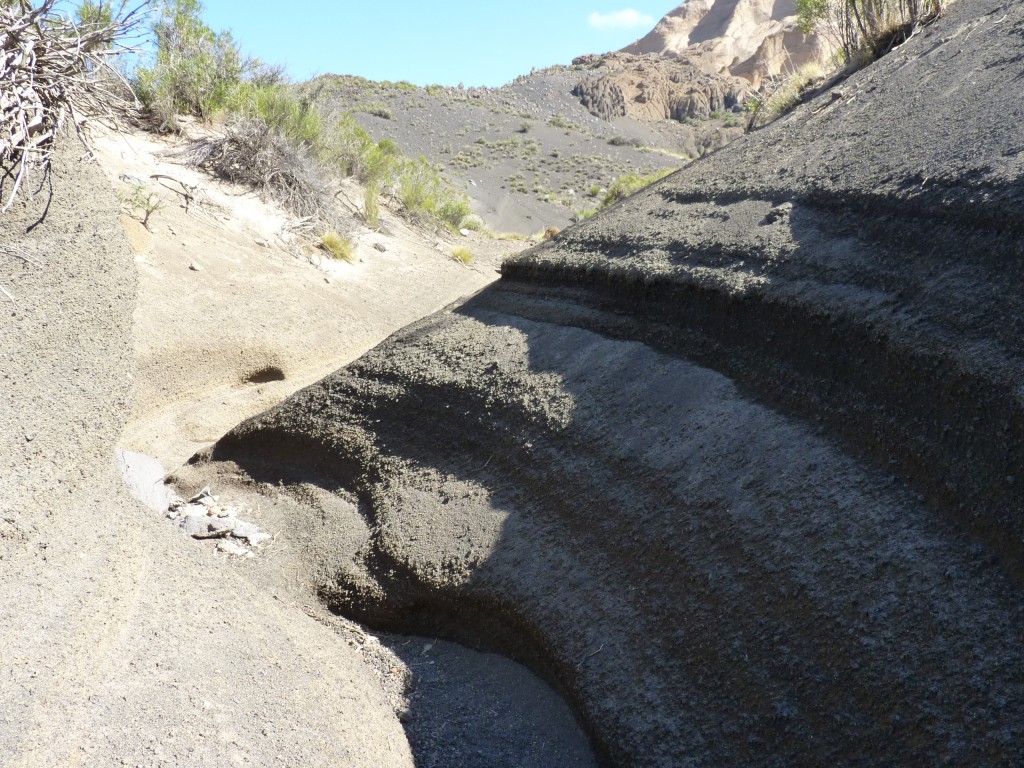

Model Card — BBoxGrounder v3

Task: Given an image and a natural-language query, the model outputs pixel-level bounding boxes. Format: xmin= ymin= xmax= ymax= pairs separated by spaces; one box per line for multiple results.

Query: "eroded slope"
xmin=206 ymin=0 xmax=1024 ymax=764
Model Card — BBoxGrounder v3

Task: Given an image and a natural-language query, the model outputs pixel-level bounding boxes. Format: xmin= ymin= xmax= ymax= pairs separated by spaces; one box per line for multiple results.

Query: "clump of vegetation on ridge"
xmin=133 ymin=0 xmax=474 ymax=233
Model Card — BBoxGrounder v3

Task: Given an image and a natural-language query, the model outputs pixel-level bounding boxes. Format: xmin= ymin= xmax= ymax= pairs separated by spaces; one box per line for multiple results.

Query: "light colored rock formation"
xmin=622 ymin=0 xmax=833 ymax=86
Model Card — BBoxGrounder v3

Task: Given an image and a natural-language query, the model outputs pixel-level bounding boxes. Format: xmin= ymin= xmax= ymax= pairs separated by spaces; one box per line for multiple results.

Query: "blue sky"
xmin=195 ymin=2 xmax=676 ymax=87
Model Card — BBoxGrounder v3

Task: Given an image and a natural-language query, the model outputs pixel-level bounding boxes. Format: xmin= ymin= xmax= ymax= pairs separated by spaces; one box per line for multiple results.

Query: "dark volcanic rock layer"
xmin=210 ymin=0 xmax=1024 ymax=765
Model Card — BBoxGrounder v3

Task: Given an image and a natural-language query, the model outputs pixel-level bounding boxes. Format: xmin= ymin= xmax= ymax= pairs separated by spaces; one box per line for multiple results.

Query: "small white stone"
xmin=216 ymin=540 xmax=249 ymax=556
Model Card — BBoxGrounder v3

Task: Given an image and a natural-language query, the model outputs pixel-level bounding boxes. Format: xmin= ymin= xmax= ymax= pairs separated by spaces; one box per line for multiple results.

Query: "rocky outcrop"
xmin=622 ymin=0 xmax=832 ymax=86
xmin=572 ymin=53 xmax=752 ymax=120
xmin=571 ymin=0 xmax=833 ymax=124
xmin=209 ymin=0 xmax=1024 ymax=764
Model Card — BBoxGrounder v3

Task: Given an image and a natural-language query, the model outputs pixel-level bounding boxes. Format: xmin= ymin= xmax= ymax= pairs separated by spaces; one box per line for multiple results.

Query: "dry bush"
xmin=1 ymin=0 xmax=145 ymax=212
xmin=451 ymin=245 xmax=473 ymax=265
xmin=320 ymin=231 xmax=354 ymax=262
xmin=177 ymin=117 xmax=335 ymax=220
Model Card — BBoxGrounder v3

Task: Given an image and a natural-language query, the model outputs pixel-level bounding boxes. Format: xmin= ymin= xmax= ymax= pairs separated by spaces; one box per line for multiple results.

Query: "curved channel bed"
xmin=207 ymin=0 xmax=1024 ymax=764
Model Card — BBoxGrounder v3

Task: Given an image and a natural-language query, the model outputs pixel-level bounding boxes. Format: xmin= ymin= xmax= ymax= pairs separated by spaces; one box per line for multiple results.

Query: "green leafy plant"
xmin=134 ymin=0 xmax=247 ymax=130
xmin=118 ymin=182 xmax=164 ymax=230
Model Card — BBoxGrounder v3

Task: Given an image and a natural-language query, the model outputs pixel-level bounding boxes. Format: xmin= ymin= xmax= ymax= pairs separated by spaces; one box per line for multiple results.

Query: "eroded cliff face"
xmin=208 ymin=0 xmax=1024 ymax=764
xmin=572 ymin=52 xmax=753 ymax=121
xmin=623 ymin=0 xmax=832 ymax=84
xmin=571 ymin=0 xmax=833 ymax=124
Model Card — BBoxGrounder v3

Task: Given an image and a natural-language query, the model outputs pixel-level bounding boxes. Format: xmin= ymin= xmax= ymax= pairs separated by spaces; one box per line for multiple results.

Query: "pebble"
xmin=164 ymin=488 xmax=273 ymax=553
xmin=230 ymin=520 xmax=260 ymax=539
xmin=188 ymin=262 xmax=203 ymax=272
xmin=216 ymin=540 xmax=252 ymax=557
xmin=180 ymin=513 xmax=211 ymax=536
xmin=207 ymin=517 xmax=237 ymax=534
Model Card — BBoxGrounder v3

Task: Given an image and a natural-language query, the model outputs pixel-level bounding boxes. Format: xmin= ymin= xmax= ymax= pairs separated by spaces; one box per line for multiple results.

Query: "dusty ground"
xmin=205 ymin=0 xmax=1024 ymax=764
xmin=90 ymin=126 xmax=521 ymax=470
xmin=0 ymin=136 xmax=415 ymax=767
xmin=85 ymin=126 xmax=596 ymax=765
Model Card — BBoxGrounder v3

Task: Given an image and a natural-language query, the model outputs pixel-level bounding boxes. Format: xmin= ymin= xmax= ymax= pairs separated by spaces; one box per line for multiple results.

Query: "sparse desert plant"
xmin=797 ymin=0 xmax=943 ymax=62
xmin=451 ymin=246 xmax=473 ymax=264
xmin=320 ymin=231 xmax=355 ymax=262
xmin=119 ymin=183 xmax=165 ymax=230
xmin=600 ymin=169 xmax=674 ymax=208
xmin=179 ymin=117 xmax=333 ymax=220
xmin=575 ymin=208 xmax=598 ymax=222
xmin=516 ymin=121 xmax=532 ymax=133
xmin=748 ymin=62 xmax=825 ymax=128
xmin=437 ymin=196 xmax=473 ymax=229
xmin=360 ymin=102 xmax=393 ymax=120
xmin=607 ymin=135 xmax=631 ymax=146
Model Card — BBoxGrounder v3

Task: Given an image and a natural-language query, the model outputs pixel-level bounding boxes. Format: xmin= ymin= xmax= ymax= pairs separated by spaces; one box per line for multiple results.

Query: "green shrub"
xmin=451 ymin=246 xmax=473 ymax=265
xmin=211 ymin=82 xmax=322 ymax=146
xmin=134 ymin=0 xmax=246 ymax=129
xmin=321 ymin=232 xmax=355 ymax=262
xmin=437 ymin=195 xmax=472 ymax=229
xmin=396 ymin=155 xmax=441 ymax=217
xmin=797 ymin=0 xmax=943 ymax=61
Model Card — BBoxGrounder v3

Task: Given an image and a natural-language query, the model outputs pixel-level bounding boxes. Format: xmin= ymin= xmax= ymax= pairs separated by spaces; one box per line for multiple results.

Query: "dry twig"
xmin=1 ymin=0 xmax=147 ymax=213
xmin=175 ymin=118 xmax=336 ymax=222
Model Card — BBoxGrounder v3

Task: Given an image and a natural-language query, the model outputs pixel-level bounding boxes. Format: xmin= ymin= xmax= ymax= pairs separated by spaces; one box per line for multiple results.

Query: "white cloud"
xmin=588 ymin=9 xmax=656 ymax=30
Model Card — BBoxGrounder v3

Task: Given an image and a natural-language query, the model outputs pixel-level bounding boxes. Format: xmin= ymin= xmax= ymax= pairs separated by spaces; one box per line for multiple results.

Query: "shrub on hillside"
xmin=134 ymin=0 xmax=248 ymax=129
xmin=797 ymin=0 xmax=943 ymax=61
xmin=600 ymin=170 xmax=673 ymax=208
xmin=320 ymin=231 xmax=355 ymax=262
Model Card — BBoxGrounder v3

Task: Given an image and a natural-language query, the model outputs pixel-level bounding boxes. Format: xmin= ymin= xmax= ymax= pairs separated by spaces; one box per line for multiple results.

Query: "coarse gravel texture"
xmin=206 ymin=0 xmax=1024 ymax=765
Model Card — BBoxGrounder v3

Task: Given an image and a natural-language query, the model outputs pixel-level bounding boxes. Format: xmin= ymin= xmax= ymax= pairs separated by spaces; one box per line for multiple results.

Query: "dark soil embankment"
xmin=208 ymin=0 xmax=1024 ymax=764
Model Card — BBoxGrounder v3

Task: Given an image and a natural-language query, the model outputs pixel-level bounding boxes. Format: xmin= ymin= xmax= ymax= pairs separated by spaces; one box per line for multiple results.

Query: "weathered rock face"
xmin=622 ymin=0 xmax=833 ymax=85
xmin=210 ymin=0 xmax=1024 ymax=765
xmin=572 ymin=53 xmax=752 ymax=121
xmin=571 ymin=0 xmax=832 ymax=124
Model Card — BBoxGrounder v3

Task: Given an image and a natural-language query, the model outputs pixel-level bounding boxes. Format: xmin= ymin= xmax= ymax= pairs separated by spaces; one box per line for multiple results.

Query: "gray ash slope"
xmin=306 ymin=66 xmax=742 ymax=233
xmin=0 ymin=141 xmax=414 ymax=765
xmin=210 ymin=0 xmax=1024 ymax=765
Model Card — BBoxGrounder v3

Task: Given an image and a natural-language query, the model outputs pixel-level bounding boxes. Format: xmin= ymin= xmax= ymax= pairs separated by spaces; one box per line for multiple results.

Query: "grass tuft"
xmin=321 ymin=232 xmax=355 ymax=262
xmin=451 ymin=246 xmax=474 ymax=265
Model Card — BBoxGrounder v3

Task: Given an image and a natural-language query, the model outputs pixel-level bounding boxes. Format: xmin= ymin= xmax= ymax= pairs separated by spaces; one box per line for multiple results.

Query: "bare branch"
xmin=1 ymin=0 xmax=149 ymax=213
